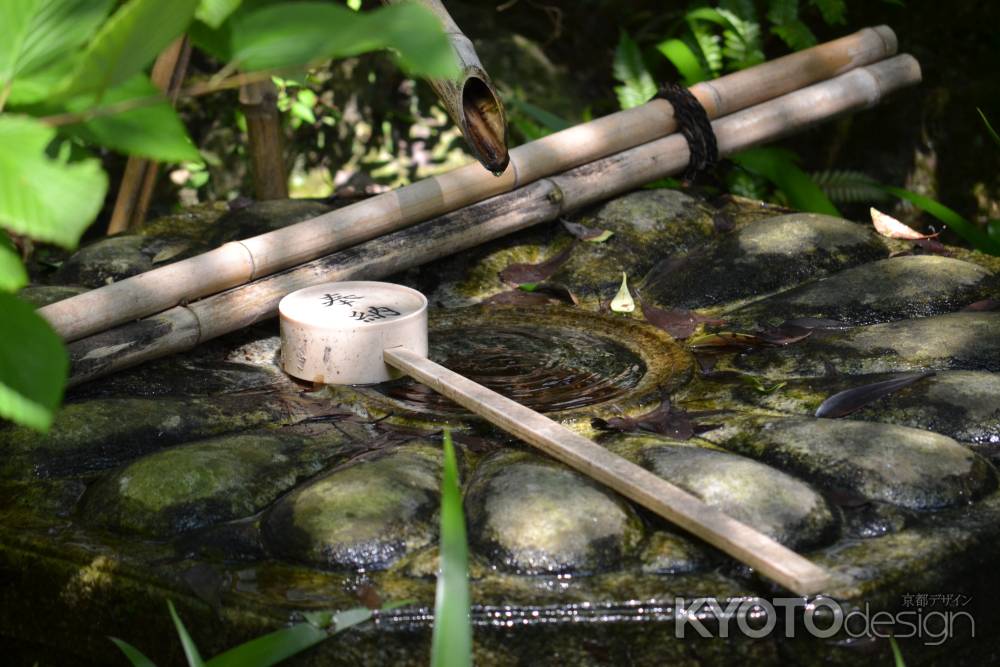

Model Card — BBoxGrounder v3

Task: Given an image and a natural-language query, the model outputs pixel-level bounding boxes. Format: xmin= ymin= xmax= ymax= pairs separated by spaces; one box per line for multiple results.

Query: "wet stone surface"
xmin=8 ymin=194 xmax=1000 ymax=664
xmin=464 ymin=450 xmax=644 ymax=575
xmin=703 ymin=417 xmax=997 ymax=510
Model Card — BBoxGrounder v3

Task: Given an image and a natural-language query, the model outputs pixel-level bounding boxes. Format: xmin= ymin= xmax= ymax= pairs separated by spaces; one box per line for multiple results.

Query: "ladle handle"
xmin=384 ymin=346 xmax=832 ymax=596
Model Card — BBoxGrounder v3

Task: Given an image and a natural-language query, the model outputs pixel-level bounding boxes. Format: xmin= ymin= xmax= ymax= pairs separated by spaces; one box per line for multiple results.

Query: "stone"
xmin=0 ymin=395 xmax=296 ymax=479
xmin=642 ymin=213 xmax=886 ymax=309
xmin=639 ymin=531 xmax=713 ymax=575
xmin=464 ymin=450 xmax=643 ymax=575
xmin=730 ymin=255 xmax=995 ymax=327
xmin=731 ymin=312 xmax=1000 ymax=378
xmin=80 ymin=431 xmax=354 ymax=537
xmin=551 ymin=189 xmax=717 ymax=302
xmin=16 ymin=285 xmax=88 ymax=308
xmin=203 ymin=199 xmax=333 ymax=247
xmin=261 ymin=443 xmax=442 ymax=570
xmin=607 ymin=435 xmax=837 ymax=549
xmin=53 ymin=234 xmax=205 ymax=287
xmin=704 ymin=417 xmax=997 ymax=510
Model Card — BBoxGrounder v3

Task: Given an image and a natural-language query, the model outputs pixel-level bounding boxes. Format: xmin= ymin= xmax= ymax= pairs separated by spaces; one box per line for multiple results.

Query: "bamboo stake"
xmin=42 ymin=26 xmax=900 ymax=343
xmin=382 ymin=0 xmax=509 ymax=173
xmin=106 ymin=37 xmax=191 ymax=235
xmin=240 ymin=79 xmax=289 ymax=200
xmin=67 ymin=55 xmax=921 ymax=386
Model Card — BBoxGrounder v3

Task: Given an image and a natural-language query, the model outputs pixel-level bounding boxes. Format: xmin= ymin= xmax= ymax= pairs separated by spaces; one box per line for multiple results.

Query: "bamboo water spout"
xmin=41 ymin=26 xmax=901 ymax=344
xmin=67 ymin=54 xmax=922 ymax=387
xmin=382 ymin=0 xmax=509 ymax=174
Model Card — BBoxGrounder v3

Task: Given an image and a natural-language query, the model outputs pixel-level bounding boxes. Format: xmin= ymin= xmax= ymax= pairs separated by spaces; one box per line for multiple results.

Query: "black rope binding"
xmin=655 ymin=83 xmax=718 ymax=182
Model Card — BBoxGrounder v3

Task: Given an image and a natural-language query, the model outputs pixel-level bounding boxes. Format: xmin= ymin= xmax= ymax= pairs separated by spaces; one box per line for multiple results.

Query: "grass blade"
xmin=110 ymin=637 xmax=158 ymax=667
xmin=168 ymin=601 xmax=205 ymax=667
xmin=205 ymin=624 xmax=328 ymax=667
xmin=431 ymin=430 xmax=472 ymax=667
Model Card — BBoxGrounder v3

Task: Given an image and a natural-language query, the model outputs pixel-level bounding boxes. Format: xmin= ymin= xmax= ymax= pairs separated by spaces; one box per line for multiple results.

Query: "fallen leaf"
xmin=151 ymin=241 xmax=191 ymax=264
xmin=610 ymin=272 xmax=635 ymax=312
xmin=756 ymin=323 xmax=813 ymax=346
xmin=562 ymin=219 xmax=614 ymax=243
xmin=780 ymin=317 xmax=849 ymax=330
xmin=963 ymin=298 xmax=1000 ymax=312
xmin=870 ymin=207 xmax=939 ymax=240
xmin=815 ymin=371 xmax=936 ymax=418
xmin=591 ymin=399 xmax=693 ymax=438
xmin=499 ymin=243 xmax=576 ymax=285
xmin=640 ymin=302 xmax=725 ymax=339
xmin=912 ymin=237 xmax=950 ymax=255
xmin=687 ymin=332 xmax=765 ymax=350
xmin=484 ymin=283 xmax=578 ymax=307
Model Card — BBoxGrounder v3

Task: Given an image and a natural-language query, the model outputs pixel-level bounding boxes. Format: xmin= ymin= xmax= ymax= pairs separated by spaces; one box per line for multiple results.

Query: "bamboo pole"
xmin=239 ymin=79 xmax=289 ymax=200
xmin=42 ymin=26 xmax=900 ymax=343
xmin=106 ymin=37 xmax=192 ymax=235
xmin=382 ymin=0 xmax=510 ymax=174
xmin=67 ymin=55 xmax=921 ymax=386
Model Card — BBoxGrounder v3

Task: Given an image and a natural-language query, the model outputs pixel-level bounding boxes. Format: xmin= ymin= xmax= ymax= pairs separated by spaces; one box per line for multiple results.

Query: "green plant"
xmin=431 ymin=429 xmax=473 ymax=667
xmin=111 ymin=600 xmax=378 ymax=666
xmin=0 ymin=0 xmax=458 ymax=432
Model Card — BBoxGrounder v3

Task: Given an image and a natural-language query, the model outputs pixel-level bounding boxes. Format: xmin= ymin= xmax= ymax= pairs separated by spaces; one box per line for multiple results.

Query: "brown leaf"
xmin=756 ymin=324 xmax=813 ymax=346
xmin=870 ymin=207 xmax=940 ymax=240
xmin=561 ymin=219 xmax=613 ymax=242
xmin=687 ymin=332 xmax=766 ymax=350
xmin=499 ymin=243 xmax=576 ymax=285
xmin=592 ymin=399 xmax=694 ymax=438
xmin=640 ymin=301 xmax=725 ymax=339
xmin=815 ymin=371 xmax=935 ymax=418
xmin=912 ymin=237 xmax=951 ymax=255
xmin=483 ymin=283 xmax=578 ymax=307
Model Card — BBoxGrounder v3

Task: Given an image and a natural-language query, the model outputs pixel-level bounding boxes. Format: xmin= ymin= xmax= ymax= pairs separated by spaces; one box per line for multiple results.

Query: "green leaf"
xmin=612 ymin=31 xmax=657 ymax=110
xmin=206 ymin=624 xmax=326 ymax=667
xmin=810 ymin=0 xmax=847 ymax=25
xmin=0 ymin=0 xmax=115 ymax=106
xmin=59 ymin=75 xmax=200 ymax=162
xmin=168 ymin=601 xmax=205 ymax=667
xmin=883 ymin=186 xmax=1000 ymax=255
xmin=978 ymin=108 xmax=1000 ymax=149
xmin=0 ymin=292 xmax=68 ymax=432
xmin=731 ymin=147 xmax=840 ymax=216
xmin=506 ymin=99 xmax=570 ymax=132
xmin=195 ymin=0 xmax=242 ymax=29
xmin=110 ymin=637 xmax=158 ymax=667
xmin=810 ymin=169 xmax=892 ymax=204
xmin=431 ymin=430 xmax=472 ymax=667
xmin=0 ymin=115 xmax=107 ymax=248
xmin=0 ymin=234 xmax=28 ymax=292
xmin=656 ymin=39 xmax=708 ymax=86
xmin=771 ymin=20 xmax=817 ymax=50
xmin=230 ymin=2 xmax=458 ymax=78
xmin=766 ymin=0 xmax=800 ymax=25
xmin=688 ymin=22 xmax=723 ymax=75
xmin=331 ymin=608 xmax=373 ymax=632
xmin=58 ymin=0 xmax=200 ymax=99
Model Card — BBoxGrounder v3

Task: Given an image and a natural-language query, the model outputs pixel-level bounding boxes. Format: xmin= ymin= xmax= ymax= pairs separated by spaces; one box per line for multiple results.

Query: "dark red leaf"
xmin=499 ymin=243 xmax=576 ymax=285
xmin=640 ymin=301 xmax=725 ymax=339
xmin=756 ymin=324 xmax=813 ymax=346
xmin=815 ymin=371 xmax=936 ymax=418
xmin=592 ymin=400 xmax=693 ymax=438
xmin=781 ymin=317 xmax=849 ymax=330
xmin=963 ymin=298 xmax=1000 ymax=312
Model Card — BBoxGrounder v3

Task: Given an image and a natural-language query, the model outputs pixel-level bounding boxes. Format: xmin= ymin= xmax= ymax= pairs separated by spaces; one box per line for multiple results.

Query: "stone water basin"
xmin=4 ymin=190 xmax=1000 ymax=665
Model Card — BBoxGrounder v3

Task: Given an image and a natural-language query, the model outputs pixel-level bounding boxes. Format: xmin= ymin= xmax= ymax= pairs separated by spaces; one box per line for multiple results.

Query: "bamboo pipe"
xmin=381 ymin=0 xmax=509 ymax=173
xmin=42 ymin=26 xmax=899 ymax=343
xmin=66 ymin=55 xmax=922 ymax=387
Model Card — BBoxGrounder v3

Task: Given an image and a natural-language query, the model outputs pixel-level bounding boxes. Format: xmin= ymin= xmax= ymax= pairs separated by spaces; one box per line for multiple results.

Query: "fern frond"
xmin=771 ymin=19 xmax=816 ymax=50
xmin=766 ymin=0 xmax=800 ymax=26
xmin=811 ymin=169 xmax=893 ymax=204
